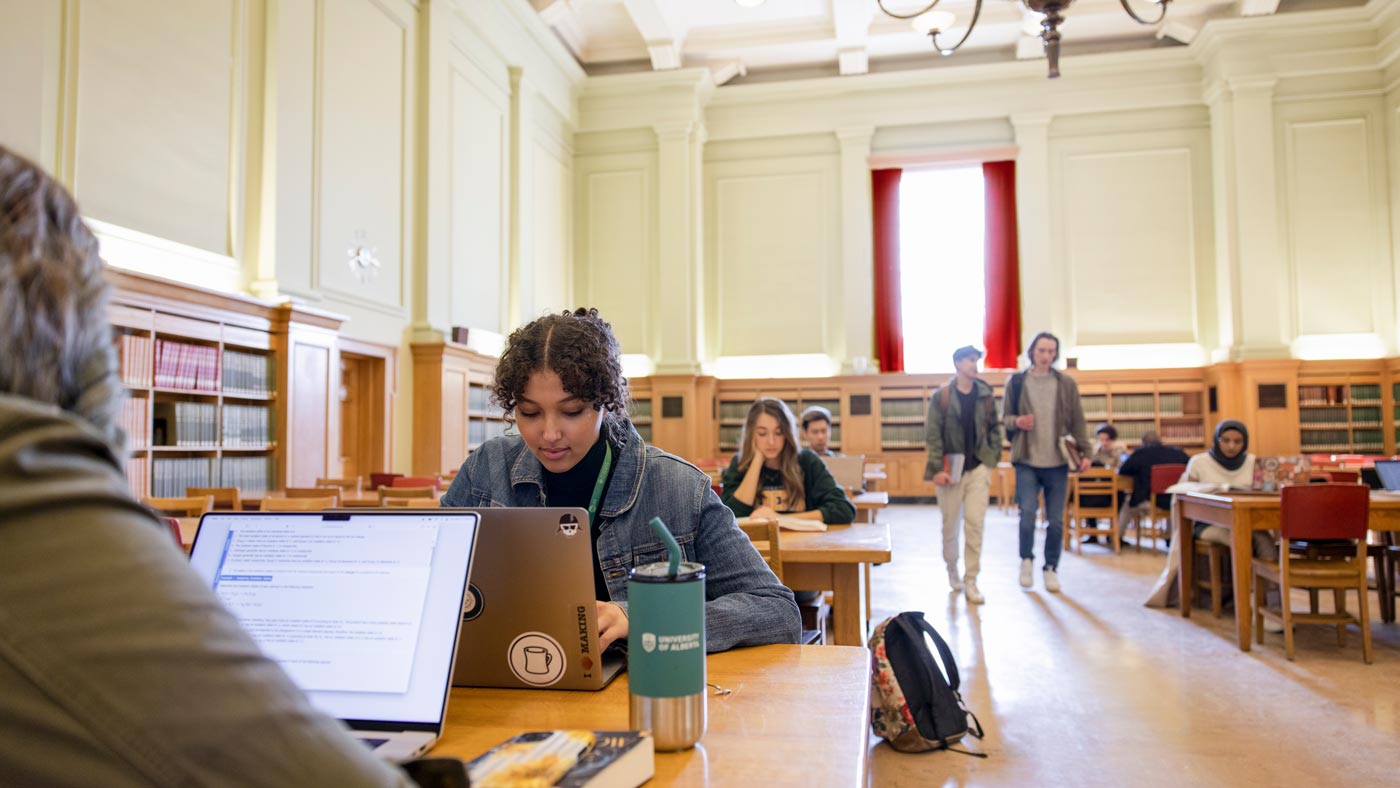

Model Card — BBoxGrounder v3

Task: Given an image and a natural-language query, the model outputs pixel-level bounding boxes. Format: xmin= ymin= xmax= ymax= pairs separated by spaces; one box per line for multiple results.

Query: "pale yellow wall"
xmin=572 ymin=0 xmax=1400 ymax=373
xmin=0 ymin=0 xmax=583 ymax=474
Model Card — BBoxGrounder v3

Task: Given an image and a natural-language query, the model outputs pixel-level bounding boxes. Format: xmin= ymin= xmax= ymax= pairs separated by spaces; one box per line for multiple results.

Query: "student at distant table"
xmin=1115 ymin=430 xmax=1189 ymax=538
xmin=0 ymin=145 xmax=426 ymax=786
xmin=441 ymin=309 xmax=799 ymax=653
xmin=1081 ymin=423 xmax=1125 ymax=543
xmin=800 ymin=405 xmax=837 ymax=456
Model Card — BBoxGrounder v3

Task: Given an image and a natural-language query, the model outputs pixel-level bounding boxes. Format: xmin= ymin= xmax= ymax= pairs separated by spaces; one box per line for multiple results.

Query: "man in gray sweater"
xmin=1001 ymin=332 xmax=1091 ymax=592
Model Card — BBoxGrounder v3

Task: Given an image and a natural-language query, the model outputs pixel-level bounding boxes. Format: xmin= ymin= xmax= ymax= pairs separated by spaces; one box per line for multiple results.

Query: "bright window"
xmin=897 ymin=166 xmax=986 ymax=374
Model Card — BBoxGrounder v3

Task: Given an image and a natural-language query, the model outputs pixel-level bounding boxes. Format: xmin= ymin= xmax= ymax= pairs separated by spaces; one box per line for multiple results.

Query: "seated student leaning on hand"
xmin=441 ymin=309 xmax=800 ymax=653
xmin=720 ymin=398 xmax=857 ymax=527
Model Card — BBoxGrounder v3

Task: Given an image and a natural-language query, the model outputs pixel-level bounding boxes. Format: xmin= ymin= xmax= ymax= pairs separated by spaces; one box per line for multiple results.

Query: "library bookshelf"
xmin=411 ymin=341 xmax=504 ymax=476
xmin=108 ymin=269 xmax=346 ymax=501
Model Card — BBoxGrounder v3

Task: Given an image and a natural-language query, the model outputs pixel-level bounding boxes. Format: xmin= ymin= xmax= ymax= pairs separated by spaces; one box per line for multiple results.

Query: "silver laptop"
xmin=820 ymin=454 xmax=866 ymax=490
xmin=188 ymin=510 xmax=480 ymax=762
xmin=450 ymin=507 xmax=626 ymax=691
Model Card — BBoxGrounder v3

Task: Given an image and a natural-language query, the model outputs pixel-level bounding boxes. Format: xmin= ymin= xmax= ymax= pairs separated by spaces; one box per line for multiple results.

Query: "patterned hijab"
xmin=1208 ymin=420 xmax=1249 ymax=472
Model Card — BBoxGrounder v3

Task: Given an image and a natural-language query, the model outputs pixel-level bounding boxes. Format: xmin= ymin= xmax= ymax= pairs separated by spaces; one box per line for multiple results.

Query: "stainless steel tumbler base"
xmin=630 ymin=691 xmax=706 ymax=751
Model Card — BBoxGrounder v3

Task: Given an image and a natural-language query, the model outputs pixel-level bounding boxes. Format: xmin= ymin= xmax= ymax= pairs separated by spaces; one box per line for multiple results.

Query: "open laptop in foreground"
xmin=188 ymin=510 xmax=480 ymax=761
xmin=450 ymin=507 xmax=625 ymax=691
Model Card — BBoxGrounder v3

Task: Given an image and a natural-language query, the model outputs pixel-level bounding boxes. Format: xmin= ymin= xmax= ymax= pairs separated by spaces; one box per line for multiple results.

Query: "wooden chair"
xmin=392 ymin=476 xmax=441 ymax=491
xmin=380 ymin=486 xmax=437 ymax=503
xmin=163 ymin=517 xmax=186 ymax=548
xmin=283 ymin=487 xmax=342 ymax=506
xmin=145 ymin=495 xmax=214 ymax=518
xmin=1063 ymin=469 xmax=1121 ymax=554
xmin=369 ymin=472 xmax=403 ymax=490
xmin=1252 ymin=484 xmax=1372 ymax=663
xmin=384 ymin=497 xmax=437 ymax=508
xmin=1193 ymin=540 xmax=1232 ymax=618
xmin=261 ymin=496 xmax=338 ymax=511
xmin=185 ymin=486 xmax=241 ymax=511
xmin=738 ymin=519 xmax=784 ymax=582
xmin=1133 ymin=463 xmax=1186 ymax=553
xmin=1323 ymin=470 xmax=1361 ymax=484
xmin=315 ymin=476 xmax=363 ymax=492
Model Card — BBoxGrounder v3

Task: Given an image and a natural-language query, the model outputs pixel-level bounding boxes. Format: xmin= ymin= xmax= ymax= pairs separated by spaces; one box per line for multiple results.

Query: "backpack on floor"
xmin=868 ymin=611 xmax=986 ymax=756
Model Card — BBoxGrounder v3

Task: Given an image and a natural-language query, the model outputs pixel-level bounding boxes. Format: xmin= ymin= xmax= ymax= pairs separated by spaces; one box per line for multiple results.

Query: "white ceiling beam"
xmin=832 ymin=0 xmax=874 ymax=76
xmin=710 ymin=60 xmax=748 ymax=86
xmin=621 ymin=0 xmax=686 ymax=70
xmin=1156 ymin=20 xmax=1199 ymax=45
xmin=1238 ymin=0 xmax=1281 ymax=16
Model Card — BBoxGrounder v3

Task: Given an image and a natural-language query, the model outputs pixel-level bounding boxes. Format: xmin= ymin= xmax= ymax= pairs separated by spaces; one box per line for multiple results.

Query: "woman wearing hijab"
xmin=1144 ymin=419 xmax=1278 ymax=611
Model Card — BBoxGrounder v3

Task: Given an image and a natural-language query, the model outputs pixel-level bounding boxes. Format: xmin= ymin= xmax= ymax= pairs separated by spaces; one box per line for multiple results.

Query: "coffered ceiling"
xmin=530 ymin=0 xmax=1366 ymax=83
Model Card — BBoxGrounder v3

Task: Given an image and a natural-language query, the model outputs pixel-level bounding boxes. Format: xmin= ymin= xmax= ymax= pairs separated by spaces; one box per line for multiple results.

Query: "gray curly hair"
xmin=0 ymin=145 xmax=127 ymax=457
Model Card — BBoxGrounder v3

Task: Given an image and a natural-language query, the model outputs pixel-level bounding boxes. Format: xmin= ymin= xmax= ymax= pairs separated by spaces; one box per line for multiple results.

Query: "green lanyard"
xmin=574 ymin=442 xmax=612 ymax=525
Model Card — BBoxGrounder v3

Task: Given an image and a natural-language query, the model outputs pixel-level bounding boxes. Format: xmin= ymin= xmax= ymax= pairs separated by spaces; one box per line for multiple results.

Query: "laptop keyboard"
xmin=359 ymin=737 xmax=389 ymax=750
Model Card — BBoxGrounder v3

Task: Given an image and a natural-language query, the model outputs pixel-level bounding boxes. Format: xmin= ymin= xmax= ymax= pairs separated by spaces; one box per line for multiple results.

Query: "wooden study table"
xmin=1175 ymin=490 xmax=1400 ymax=651
xmin=851 ymin=491 xmax=889 ymax=523
xmin=237 ymin=489 xmax=431 ymax=509
xmin=433 ymin=644 xmax=871 ymax=786
xmin=782 ymin=523 xmax=892 ymax=646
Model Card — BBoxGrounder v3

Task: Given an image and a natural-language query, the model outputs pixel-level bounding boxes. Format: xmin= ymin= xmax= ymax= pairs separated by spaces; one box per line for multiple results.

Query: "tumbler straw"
xmin=648 ymin=516 xmax=682 ymax=577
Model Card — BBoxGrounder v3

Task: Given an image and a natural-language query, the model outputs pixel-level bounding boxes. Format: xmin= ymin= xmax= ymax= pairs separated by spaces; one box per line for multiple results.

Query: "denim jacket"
xmin=441 ymin=424 xmax=801 ymax=652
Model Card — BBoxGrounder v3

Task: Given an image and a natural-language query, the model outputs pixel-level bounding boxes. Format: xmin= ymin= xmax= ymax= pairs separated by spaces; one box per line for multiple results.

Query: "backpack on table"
xmin=868 ymin=611 xmax=986 ymax=756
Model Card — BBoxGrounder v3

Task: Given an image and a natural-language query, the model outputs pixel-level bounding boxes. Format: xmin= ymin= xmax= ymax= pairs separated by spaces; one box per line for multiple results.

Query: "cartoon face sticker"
xmin=558 ymin=513 xmax=580 ymax=538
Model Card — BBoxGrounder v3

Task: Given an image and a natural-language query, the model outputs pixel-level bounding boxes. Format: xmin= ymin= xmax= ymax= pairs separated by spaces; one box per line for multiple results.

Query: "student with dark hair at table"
xmin=800 ymin=405 xmax=837 ymax=457
xmin=1116 ymin=430 xmax=1189 ymax=540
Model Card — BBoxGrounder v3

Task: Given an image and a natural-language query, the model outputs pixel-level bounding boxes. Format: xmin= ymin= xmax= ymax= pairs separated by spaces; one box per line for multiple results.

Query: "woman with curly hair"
xmin=441 ymin=309 xmax=800 ymax=652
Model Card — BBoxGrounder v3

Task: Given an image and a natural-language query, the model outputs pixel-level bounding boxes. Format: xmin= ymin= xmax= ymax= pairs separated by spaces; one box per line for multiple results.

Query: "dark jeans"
xmin=1015 ymin=463 xmax=1069 ymax=570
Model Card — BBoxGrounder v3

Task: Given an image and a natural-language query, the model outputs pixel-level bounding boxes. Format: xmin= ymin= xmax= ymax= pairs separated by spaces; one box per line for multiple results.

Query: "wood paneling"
xmin=276 ymin=305 xmax=343 ymax=487
xmin=412 ymin=342 xmax=498 ymax=476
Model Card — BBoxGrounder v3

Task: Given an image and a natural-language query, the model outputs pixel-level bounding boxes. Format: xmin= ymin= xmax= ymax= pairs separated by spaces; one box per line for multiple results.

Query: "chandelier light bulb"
xmin=912 ymin=10 xmax=956 ymax=35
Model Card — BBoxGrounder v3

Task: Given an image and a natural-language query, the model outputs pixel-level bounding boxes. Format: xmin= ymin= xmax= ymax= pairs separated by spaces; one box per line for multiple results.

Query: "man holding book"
xmin=924 ymin=346 xmax=1003 ymax=605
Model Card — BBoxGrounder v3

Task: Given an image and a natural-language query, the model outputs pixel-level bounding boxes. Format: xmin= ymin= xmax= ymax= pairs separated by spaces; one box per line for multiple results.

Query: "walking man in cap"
xmin=924 ymin=345 xmax=1002 ymax=604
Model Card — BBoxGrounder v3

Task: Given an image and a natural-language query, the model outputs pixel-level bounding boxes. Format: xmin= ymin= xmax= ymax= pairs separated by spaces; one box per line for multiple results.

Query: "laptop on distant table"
xmin=188 ymin=510 xmax=480 ymax=762
xmin=820 ymin=454 xmax=865 ymax=490
xmin=1374 ymin=460 xmax=1400 ymax=491
xmin=450 ymin=507 xmax=626 ymax=691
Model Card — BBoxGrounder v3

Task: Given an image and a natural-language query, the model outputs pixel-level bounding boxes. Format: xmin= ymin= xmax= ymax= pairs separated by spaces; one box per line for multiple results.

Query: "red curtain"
xmin=872 ymin=169 xmax=904 ymax=373
xmin=982 ymin=160 xmax=1021 ymax=370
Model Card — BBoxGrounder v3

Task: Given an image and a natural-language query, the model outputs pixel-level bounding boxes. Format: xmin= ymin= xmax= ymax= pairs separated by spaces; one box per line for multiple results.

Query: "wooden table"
xmin=433 ymin=645 xmax=871 ymax=786
xmin=782 ymin=523 xmax=892 ymax=646
xmin=1175 ymin=490 xmax=1400 ymax=651
xmin=851 ymin=491 xmax=888 ymax=523
xmin=238 ymin=489 xmax=414 ymax=509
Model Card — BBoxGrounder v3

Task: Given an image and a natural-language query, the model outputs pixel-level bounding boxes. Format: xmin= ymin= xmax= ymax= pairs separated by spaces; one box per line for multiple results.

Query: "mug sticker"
xmin=508 ymin=632 xmax=566 ymax=687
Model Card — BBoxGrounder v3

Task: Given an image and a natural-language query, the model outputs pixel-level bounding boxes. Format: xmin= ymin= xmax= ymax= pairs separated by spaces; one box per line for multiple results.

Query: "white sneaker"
xmin=948 ymin=567 xmax=965 ymax=592
xmin=1263 ymin=618 xmax=1284 ymax=634
xmin=1043 ymin=567 xmax=1061 ymax=593
xmin=964 ymin=580 xmax=985 ymax=605
xmin=1019 ymin=559 xmax=1033 ymax=588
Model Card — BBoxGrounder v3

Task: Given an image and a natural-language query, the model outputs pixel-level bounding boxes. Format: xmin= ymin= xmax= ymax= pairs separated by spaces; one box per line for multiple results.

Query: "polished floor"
xmin=864 ymin=505 xmax=1400 ymax=788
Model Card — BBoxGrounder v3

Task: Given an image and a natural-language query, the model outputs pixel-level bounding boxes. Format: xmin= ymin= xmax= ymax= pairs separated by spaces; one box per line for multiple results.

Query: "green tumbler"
xmin=628 ymin=518 xmax=706 ymax=751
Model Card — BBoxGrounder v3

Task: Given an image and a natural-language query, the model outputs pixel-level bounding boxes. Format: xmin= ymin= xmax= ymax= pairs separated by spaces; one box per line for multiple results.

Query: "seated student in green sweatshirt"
xmin=721 ymin=397 xmax=857 ymax=527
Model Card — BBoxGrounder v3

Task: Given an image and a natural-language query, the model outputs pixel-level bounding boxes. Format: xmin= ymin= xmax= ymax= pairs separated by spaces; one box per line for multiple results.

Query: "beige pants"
xmin=938 ymin=463 xmax=990 ymax=581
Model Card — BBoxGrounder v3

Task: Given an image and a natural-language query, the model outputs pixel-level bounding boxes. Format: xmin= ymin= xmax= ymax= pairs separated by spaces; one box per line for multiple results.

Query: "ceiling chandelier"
xmin=877 ymin=1 xmax=1173 ymax=79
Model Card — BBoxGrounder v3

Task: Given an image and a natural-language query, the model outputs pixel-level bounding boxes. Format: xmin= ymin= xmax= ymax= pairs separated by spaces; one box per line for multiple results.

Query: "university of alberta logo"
xmin=641 ymin=632 xmax=656 ymax=653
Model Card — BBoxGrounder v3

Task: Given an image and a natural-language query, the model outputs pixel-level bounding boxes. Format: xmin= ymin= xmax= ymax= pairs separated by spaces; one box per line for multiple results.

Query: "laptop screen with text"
xmin=189 ymin=511 xmax=478 ymax=726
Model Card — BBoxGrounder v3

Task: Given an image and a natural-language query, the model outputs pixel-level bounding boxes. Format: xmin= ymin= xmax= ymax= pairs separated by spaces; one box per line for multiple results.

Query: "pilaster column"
xmin=837 ymin=125 xmax=874 ymax=373
xmin=1011 ymin=113 xmax=1056 ymax=348
xmin=652 ymin=120 xmax=704 ymax=374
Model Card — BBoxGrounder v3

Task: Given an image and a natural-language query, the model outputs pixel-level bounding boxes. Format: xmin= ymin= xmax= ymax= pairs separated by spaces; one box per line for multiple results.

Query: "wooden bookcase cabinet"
xmin=108 ymin=269 xmax=345 ymax=499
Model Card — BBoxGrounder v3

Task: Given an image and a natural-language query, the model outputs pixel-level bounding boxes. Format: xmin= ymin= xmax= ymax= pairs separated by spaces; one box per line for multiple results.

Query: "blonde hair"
xmin=737 ymin=397 xmax=805 ymax=510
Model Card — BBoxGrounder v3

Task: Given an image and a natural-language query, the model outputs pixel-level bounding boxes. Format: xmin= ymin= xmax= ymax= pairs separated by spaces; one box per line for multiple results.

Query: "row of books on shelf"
xmin=880 ymin=399 xmax=925 ymax=419
xmin=1113 ymin=421 xmax=1156 ymax=442
xmin=150 ymin=403 xmax=273 ymax=447
xmin=153 ymin=402 xmax=218 ymax=447
xmin=1299 ymin=384 xmax=1383 ymax=406
xmin=223 ymin=350 xmax=274 ymax=397
xmin=148 ymin=456 xmax=273 ymax=497
xmin=467 ymin=384 xmax=492 ymax=411
xmin=1158 ymin=423 xmax=1205 ymax=442
xmin=126 ymin=457 xmax=149 ymax=500
xmin=118 ymin=333 xmax=153 ymax=387
xmin=880 ymin=424 xmax=925 ymax=446
xmin=468 ymin=419 xmax=510 ymax=446
xmin=154 ymin=340 xmax=221 ymax=391
xmin=223 ymin=405 xmax=273 ymax=447
xmin=121 ymin=398 xmax=148 ymax=449
xmin=626 ymin=400 xmax=653 ymax=420
xmin=1298 ymin=429 xmax=1385 ymax=448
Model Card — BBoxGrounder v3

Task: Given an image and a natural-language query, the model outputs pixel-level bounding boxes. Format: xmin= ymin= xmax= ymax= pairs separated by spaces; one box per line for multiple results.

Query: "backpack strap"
xmin=897 ymin=613 xmax=961 ymax=692
xmin=891 ymin=614 xmax=987 ymax=757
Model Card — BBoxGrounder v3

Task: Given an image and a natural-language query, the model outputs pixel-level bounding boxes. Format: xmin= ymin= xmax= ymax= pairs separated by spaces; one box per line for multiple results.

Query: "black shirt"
xmin=1118 ymin=443 xmax=1191 ymax=507
xmin=956 ymin=386 xmax=982 ymax=473
xmin=543 ymin=437 xmax=616 ymax=601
